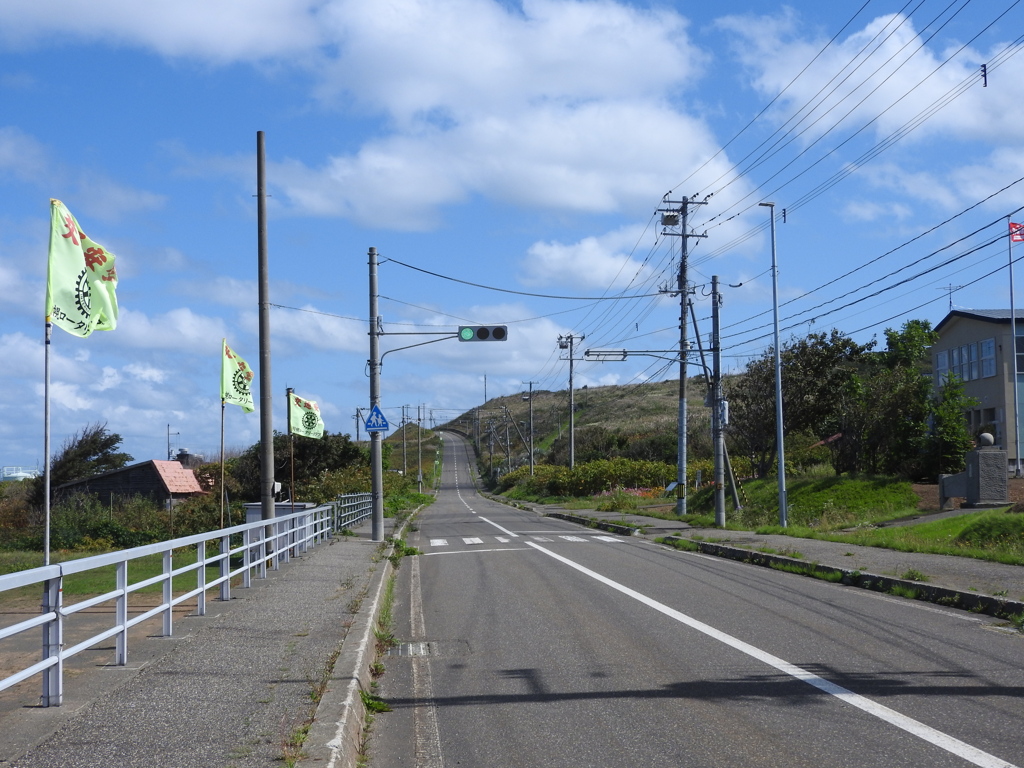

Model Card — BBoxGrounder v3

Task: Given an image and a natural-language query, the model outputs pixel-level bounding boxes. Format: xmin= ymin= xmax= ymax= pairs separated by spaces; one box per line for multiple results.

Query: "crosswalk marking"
xmin=424 ymin=534 xmax=626 ymax=549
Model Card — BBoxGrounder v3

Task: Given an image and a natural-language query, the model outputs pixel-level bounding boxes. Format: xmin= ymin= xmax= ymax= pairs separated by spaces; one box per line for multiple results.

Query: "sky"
xmin=3 ymin=0 xmax=1024 ymax=470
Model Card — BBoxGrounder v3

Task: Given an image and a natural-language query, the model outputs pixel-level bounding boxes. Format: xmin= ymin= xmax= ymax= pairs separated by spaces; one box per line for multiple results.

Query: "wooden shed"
xmin=56 ymin=460 xmax=205 ymax=508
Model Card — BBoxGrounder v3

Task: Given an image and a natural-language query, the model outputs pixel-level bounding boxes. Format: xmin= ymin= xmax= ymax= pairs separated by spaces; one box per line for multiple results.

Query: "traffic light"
xmin=458 ymin=325 xmax=507 ymax=342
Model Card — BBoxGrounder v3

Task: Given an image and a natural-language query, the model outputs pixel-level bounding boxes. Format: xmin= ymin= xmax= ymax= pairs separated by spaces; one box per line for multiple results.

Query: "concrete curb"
xmin=659 ymin=536 xmax=1024 ymax=621
xmin=301 ymin=548 xmax=392 ymax=768
xmin=545 ymin=511 xmax=640 ymax=537
xmin=302 ymin=515 xmax=419 ymax=768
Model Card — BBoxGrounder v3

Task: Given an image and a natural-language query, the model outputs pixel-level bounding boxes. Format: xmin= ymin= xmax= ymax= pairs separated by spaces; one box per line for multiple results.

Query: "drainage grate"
xmin=388 ymin=641 xmax=433 ymax=657
xmin=386 ymin=639 xmax=471 ymax=658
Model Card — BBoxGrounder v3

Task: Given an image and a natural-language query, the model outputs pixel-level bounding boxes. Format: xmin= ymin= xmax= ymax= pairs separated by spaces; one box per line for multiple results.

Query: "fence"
xmin=0 ymin=493 xmax=374 ymax=707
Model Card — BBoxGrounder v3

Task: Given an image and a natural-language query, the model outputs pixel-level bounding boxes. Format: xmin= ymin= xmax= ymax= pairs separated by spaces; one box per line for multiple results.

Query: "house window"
xmin=935 ymin=349 xmax=949 ymax=378
xmin=1016 ymin=336 xmax=1024 ymax=374
xmin=980 ymin=338 xmax=996 ymax=378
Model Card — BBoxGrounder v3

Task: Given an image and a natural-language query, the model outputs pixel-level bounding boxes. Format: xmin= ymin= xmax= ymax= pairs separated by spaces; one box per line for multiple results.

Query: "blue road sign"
xmin=365 ymin=405 xmax=390 ymax=433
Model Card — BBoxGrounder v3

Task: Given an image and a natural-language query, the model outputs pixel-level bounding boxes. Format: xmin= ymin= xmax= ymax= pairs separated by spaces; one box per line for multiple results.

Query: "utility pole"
xmin=760 ymin=202 xmax=788 ymax=527
xmin=354 ymin=410 xmax=361 ymax=442
xmin=558 ymin=334 xmax=584 ymax=468
xmin=660 ymin=195 xmax=707 ymax=516
xmin=711 ymin=276 xmax=726 ymax=527
xmin=257 ymin=131 xmax=275 ymax=525
xmin=417 ymin=404 xmax=423 ymax=493
xmin=368 ymin=247 xmax=384 ymax=542
xmin=528 ymin=382 xmax=535 ymax=475
xmin=402 ymin=404 xmax=408 ymax=477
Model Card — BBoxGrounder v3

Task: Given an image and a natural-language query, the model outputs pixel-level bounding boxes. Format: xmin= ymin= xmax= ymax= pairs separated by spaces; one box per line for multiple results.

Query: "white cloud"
xmin=0 ymin=0 xmax=325 ymax=61
xmin=522 ymin=225 xmax=652 ymax=289
xmin=274 ymin=102 xmax=727 ymax=228
xmin=124 ymin=363 xmax=168 ymax=383
xmin=719 ymin=10 xmax=1024 ymax=151
xmin=267 ymin=306 xmax=365 ymax=352
xmin=858 ymin=163 xmax=958 ymax=210
xmin=44 ymin=381 xmax=95 ymax=411
xmin=75 ymin=175 xmax=166 ymax=223
xmin=841 ymin=200 xmax=913 ymax=222
xmin=116 ymin=307 xmax=226 ymax=351
xmin=317 ymin=0 xmax=699 ymax=120
xmin=0 ymin=125 xmax=48 ymax=181
xmin=92 ymin=366 xmax=122 ymax=392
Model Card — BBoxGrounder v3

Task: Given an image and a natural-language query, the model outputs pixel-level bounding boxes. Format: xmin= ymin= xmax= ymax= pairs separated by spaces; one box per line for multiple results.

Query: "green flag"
xmin=221 ymin=339 xmax=255 ymax=413
xmin=46 ymin=199 xmax=119 ymax=337
xmin=289 ymin=392 xmax=325 ymax=439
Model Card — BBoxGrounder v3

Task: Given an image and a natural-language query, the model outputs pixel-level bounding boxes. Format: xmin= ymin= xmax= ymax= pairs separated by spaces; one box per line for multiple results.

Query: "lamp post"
xmin=760 ymin=202 xmax=788 ymax=527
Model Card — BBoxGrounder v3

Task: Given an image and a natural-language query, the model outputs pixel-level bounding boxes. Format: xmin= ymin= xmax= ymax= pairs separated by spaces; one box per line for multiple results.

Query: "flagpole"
xmin=287 ymin=388 xmax=295 ymax=516
xmin=220 ymin=400 xmax=226 ymax=528
xmin=43 ymin=318 xmax=52 ymax=566
xmin=1010 ymin=217 xmax=1022 ymax=477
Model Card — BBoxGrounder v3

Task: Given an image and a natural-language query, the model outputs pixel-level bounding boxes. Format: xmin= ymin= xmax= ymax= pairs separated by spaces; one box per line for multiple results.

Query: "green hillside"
xmin=439 ymin=378 xmax=709 ymax=474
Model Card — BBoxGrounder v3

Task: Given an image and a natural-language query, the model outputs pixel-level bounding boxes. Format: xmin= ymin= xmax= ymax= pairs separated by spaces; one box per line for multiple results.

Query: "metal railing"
xmin=0 ymin=493 xmax=372 ymax=707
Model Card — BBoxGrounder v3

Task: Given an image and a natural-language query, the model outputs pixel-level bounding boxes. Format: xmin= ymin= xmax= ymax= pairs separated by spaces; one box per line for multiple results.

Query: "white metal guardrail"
xmin=0 ymin=493 xmax=374 ymax=707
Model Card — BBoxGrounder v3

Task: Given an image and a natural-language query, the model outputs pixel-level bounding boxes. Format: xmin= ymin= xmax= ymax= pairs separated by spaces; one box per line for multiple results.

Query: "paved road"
xmin=368 ymin=433 xmax=1024 ymax=768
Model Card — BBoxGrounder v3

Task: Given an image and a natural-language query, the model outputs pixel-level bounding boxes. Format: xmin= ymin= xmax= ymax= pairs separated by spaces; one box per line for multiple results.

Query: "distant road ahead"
xmin=371 ymin=432 xmax=1023 ymax=768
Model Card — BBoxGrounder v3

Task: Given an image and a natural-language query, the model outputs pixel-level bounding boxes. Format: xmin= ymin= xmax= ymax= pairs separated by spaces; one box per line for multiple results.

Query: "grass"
xmin=753 ymin=508 xmax=1024 ymax=566
xmin=0 ymin=546 xmax=227 ymax=603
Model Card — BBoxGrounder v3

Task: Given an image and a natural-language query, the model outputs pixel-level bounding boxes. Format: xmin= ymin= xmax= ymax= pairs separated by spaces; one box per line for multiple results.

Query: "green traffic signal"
xmin=457 ymin=325 xmax=508 ymax=341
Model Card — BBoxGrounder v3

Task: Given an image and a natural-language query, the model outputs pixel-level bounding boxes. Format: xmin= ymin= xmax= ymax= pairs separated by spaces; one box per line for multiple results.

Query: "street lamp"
xmin=759 ymin=202 xmax=787 ymax=527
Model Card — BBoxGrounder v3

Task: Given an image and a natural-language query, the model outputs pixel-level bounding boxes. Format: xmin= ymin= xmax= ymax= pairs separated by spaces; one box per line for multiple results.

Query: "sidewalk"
xmin=1 ymin=519 xmax=394 ymax=768
xmin=542 ymin=506 xmax=1024 ymax=608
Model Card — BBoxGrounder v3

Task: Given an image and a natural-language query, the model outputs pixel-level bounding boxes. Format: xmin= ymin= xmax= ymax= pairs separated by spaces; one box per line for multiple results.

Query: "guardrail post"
xmin=163 ymin=549 xmax=173 ymax=637
xmin=272 ymin=521 xmax=281 ymax=571
xmin=116 ymin=560 xmax=128 ymax=665
xmin=196 ymin=541 xmax=207 ymax=617
xmin=219 ymin=534 xmax=231 ymax=602
xmin=41 ymin=576 xmax=63 ymax=707
xmin=243 ymin=528 xmax=252 ymax=587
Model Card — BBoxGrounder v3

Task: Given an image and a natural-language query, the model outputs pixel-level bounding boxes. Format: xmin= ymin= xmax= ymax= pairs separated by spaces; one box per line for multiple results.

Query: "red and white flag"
xmin=1011 ymin=222 xmax=1024 ymax=243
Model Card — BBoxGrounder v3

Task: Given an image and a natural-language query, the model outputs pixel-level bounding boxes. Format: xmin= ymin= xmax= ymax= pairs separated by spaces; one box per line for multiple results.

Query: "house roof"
xmin=57 ymin=459 xmax=204 ymax=495
xmin=935 ymin=309 xmax=1024 ymax=334
xmin=151 ymin=460 xmax=204 ymax=494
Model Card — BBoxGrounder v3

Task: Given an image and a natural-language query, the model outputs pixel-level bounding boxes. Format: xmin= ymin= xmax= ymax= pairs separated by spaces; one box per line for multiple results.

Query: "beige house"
xmin=933 ymin=309 xmax=1024 ymax=469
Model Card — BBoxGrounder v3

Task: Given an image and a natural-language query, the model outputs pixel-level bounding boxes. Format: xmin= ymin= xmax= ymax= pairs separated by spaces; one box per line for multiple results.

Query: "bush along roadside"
xmin=657 ymin=535 xmax=1024 ymax=628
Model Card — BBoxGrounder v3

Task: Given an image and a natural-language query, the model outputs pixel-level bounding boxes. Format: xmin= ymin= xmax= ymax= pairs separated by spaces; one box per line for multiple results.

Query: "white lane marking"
xmin=558 ymin=535 xmax=588 ymax=542
xmin=423 ymin=548 xmax=532 ymax=557
xmin=477 ymin=516 xmax=519 ymax=537
xmin=594 ymin=536 xmax=624 ymax=543
xmin=495 ymin=536 xmax=510 ymax=543
xmin=462 ymin=537 xmax=484 ymax=545
xmin=526 ymin=541 xmax=1019 ymax=768
xmin=531 ymin=536 xmax=553 ymax=542
xmin=429 ymin=539 xmax=448 ymax=547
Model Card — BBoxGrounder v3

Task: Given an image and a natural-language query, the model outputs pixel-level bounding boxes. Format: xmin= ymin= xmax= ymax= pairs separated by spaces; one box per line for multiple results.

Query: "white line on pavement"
xmin=526 ymin=541 xmax=1018 ymax=768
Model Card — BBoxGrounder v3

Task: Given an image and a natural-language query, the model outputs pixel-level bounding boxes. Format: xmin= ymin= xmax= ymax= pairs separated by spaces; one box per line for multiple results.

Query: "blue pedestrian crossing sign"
xmin=364 ymin=405 xmax=390 ymax=433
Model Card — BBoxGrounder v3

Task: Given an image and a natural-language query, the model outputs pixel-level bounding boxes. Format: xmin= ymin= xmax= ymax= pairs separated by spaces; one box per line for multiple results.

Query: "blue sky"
xmin=3 ymin=0 xmax=1024 ymax=469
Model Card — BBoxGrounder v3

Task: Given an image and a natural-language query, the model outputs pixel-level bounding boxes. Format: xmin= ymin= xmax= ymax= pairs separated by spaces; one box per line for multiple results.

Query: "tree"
xmin=726 ymin=330 xmax=875 ymax=476
xmin=926 ymin=374 xmax=978 ymax=477
xmin=231 ymin=431 xmax=366 ymax=501
xmin=29 ymin=423 xmax=133 ymax=508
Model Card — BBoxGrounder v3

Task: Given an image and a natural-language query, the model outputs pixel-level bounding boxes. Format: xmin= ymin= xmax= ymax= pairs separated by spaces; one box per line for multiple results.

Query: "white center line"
xmin=526 ymin=541 xmax=1018 ymax=768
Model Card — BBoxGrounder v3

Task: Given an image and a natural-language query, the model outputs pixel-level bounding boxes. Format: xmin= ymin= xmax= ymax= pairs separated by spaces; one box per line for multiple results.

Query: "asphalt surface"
xmin=541 ymin=505 xmax=1024 ymax=604
xmin=0 ymin=518 xmax=394 ymax=768
xmin=365 ymin=437 xmax=1024 ymax=767
xmin=4 ymin=472 xmax=1022 ymax=767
